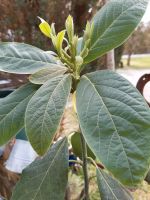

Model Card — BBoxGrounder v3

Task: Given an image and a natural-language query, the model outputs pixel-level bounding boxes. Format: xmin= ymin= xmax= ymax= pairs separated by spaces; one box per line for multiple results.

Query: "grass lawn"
xmin=122 ymin=56 xmax=150 ymax=69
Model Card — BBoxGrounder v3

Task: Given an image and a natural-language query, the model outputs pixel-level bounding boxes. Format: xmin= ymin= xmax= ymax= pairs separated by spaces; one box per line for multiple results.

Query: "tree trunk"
xmin=127 ymin=53 xmax=132 ymax=66
xmin=106 ymin=50 xmax=115 ymax=70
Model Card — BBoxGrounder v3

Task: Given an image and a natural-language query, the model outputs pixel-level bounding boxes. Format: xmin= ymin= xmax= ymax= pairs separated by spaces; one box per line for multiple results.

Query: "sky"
xmin=142 ymin=1 xmax=150 ymax=24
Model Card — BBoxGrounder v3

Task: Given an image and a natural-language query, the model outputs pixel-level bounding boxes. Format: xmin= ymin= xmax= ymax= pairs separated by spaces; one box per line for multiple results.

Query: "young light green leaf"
xmin=11 ymin=138 xmax=68 ymax=200
xmin=65 ymin=15 xmax=74 ymax=42
xmin=38 ymin=17 xmax=51 ymax=38
xmin=97 ymin=169 xmax=133 ymax=200
xmin=25 ymin=74 xmax=72 ymax=155
xmin=76 ymin=70 xmax=150 ymax=187
xmin=0 ymin=83 xmax=38 ymax=145
xmin=0 ymin=42 xmax=57 ymax=74
xmin=29 ymin=65 xmax=67 ymax=84
xmin=83 ymin=21 xmax=93 ymax=46
xmin=83 ymin=0 xmax=149 ymax=63
xmin=56 ymin=30 xmax=66 ymax=53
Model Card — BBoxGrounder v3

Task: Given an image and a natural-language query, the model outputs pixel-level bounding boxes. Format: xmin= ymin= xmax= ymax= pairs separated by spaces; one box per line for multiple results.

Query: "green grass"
xmin=122 ymin=56 xmax=150 ymax=69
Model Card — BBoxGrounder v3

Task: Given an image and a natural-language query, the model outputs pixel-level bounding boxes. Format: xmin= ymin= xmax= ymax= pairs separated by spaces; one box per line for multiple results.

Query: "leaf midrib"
xmin=98 ymin=170 xmax=132 ymax=200
xmin=98 ymin=170 xmax=119 ymax=200
xmin=84 ymin=75 xmax=134 ymax=184
xmin=30 ymin=68 xmax=67 ymax=83
xmin=90 ymin=2 xmax=142 ymax=51
xmin=31 ymin=139 xmax=66 ymax=200
xmin=0 ymin=55 xmax=54 ymax=65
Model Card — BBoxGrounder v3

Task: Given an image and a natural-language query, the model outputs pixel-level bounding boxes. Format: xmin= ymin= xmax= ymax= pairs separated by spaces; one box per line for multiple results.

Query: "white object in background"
xmin=5 ymin=139 xmax=38 ymax=173
xmin=0 ymin=145 xmax=5 ymax=157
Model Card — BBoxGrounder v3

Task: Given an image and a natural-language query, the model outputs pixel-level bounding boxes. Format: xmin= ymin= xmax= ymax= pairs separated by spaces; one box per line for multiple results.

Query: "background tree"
xmin=124 ymin=23 xmax=150 ymax=66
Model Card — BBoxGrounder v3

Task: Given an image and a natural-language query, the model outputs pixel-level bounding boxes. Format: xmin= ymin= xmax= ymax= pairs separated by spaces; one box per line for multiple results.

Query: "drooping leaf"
xmin=96 ymin=169 xmax=133 ymax=200
xmin=0 ymin=42 xmax=57 ymax=74
xmin=25 ymin=75 xmax=72 ymax=155
xmin=71 ymin=132 xmax=95 ymax=160
xmin=0 ymin=83 xmax=38 ymax=145
xmin=83 ymin=0 xmax=148 ymax=63
xmin=11 ymin=138 xmax=68 ymax=200
xmin=29 ymin=65 xmax=67 ymax=84
xmin=76 ymin=70 xmax=150 ymax=186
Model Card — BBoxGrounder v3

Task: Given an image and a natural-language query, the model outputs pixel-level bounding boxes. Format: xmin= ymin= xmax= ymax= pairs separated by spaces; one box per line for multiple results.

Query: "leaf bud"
xmin=75 ymin=56 xmax=83 ymax=66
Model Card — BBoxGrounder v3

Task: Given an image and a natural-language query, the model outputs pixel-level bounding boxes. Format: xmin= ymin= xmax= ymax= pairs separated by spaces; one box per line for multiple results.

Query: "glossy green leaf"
xmin=11 ymin=138 xmax=68 ymax=200
xmin=0 ymin=84 xmax=38 ymax=145
xmin=97 ymin=169 xmax=133 ymax=200
xmin=71 ymin=132 xmax=95 ymax=160
xmin=83 ymin=0 xmax=148 ymax=63
xmin=29 ymin=65 xmax=67 ymax=84
xmin=0 ymin=42 xmax=57 ymax=74
xmin=25 ymin=74 xmax=72 ymax=155
xmin=76 ymin=70 xmax=150 ymax=186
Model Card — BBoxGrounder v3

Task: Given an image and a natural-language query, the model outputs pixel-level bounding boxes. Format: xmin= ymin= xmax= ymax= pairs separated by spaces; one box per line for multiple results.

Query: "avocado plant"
xmin=0 ymin=0 xmax=150 ymax=199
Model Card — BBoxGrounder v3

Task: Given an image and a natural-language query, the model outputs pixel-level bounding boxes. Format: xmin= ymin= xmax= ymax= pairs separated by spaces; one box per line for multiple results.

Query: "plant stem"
xmin=80 ymin=133 xmax=89 ymax=200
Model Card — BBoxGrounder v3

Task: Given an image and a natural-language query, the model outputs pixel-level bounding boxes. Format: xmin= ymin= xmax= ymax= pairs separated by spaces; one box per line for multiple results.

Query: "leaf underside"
xmin=0 ymin=42 xmax=57 ymax=74
xmin=29 ymin=65 xmax=67 ymax=84
xmin=97 ymin=169 xmax=133 ymax=200
xmin=0 ymin=83 xmax=38 ymax=145
xmin=25 ymin=74 xmax=72 ymax=155
xmin=77 ymin=70 xmax=150 ymax=186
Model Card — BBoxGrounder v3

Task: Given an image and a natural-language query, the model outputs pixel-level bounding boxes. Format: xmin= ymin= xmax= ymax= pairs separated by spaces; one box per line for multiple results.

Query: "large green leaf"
xmin=11 ymin=138 xmax=68 ymax=200
xmin=0 ymin=42 xmax=57 ymax=74
xmin=25 ymin=75 xmax=72 ymax=155
xmin=83 ymin=0 xmax=148 ymax=64
xmin=29 ymin=64 xmax=67 ymax=84
xmin=76 ymin=70 xmax=150 ymax=186
xmin=0 ymin=83 xmax=38 ymax=145
xmin=97 ymin=169 xmax=133 ymax=200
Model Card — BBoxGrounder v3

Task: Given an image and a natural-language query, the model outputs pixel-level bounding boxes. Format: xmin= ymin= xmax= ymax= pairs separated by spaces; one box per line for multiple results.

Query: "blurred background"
xmin=0 ymin=0 xmax=150 ymax=199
